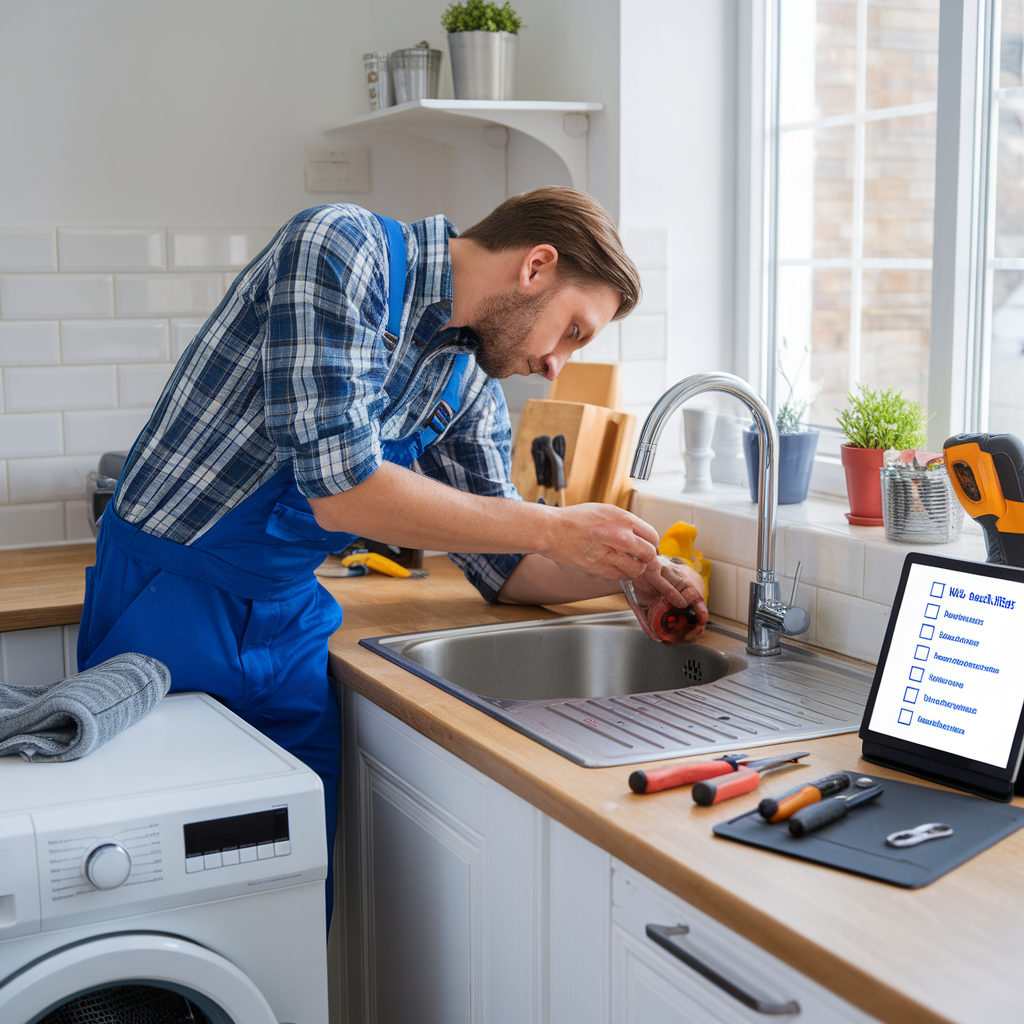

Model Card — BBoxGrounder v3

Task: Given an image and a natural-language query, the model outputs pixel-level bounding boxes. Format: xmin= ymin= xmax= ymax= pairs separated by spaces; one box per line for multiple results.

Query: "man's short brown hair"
xmin=460 ymin=187 xmax=641 ymax=319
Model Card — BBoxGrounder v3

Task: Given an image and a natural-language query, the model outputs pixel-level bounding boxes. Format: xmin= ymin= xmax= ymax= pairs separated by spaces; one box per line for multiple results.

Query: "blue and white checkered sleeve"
xmin=415 ymin=374 xmax=525 ymax=601
xmin=262 ymin=209 xmax=390 ymax=499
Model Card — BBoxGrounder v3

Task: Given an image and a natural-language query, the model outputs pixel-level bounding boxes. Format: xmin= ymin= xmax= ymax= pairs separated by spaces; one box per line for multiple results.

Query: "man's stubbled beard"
xmin=464 ymin=287 xmax=557 ymax=378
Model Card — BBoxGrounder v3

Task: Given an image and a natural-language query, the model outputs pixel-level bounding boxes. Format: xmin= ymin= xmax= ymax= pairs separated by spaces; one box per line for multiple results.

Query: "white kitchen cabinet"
xmin=0 ymin=623 xmax=79 ymax=684
xmin=339 ymin=690 xmax=880 ymax=1024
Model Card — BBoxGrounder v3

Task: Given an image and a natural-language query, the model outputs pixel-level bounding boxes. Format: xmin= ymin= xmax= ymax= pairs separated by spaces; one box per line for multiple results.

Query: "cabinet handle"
xmin=645 ymin=924 xmax=801 ymax=1016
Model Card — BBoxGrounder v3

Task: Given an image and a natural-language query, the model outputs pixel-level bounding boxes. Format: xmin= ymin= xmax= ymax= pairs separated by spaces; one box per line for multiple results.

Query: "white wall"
xmin=0 ymin=0 xmax=737 ymax=547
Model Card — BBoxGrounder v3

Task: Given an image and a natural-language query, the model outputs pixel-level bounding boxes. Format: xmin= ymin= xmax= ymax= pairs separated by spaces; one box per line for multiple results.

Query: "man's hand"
xmin=540 ymin=502 xmax=660 ymax=581
xmin=630 ymin=555 xmax=709 ymax=641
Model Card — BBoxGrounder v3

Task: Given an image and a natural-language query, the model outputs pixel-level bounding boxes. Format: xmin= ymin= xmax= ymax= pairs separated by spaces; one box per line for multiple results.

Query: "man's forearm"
xmin=495 ymin=553 xmax=621 ymax=605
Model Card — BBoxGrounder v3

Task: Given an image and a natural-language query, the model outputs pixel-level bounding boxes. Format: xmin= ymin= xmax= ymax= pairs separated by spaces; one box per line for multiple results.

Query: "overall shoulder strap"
xmin=374 ymin=214 xmax=406 ymax=339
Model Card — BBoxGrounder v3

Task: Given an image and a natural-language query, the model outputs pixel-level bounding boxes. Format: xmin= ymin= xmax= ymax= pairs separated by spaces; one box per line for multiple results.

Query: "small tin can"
xmin=363 ymin=52 xmax=393 ymax=112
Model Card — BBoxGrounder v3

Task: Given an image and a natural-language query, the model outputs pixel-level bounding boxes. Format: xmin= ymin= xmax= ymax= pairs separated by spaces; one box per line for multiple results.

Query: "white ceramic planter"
xmin=447 ymin=31 xmax=518 ymax=100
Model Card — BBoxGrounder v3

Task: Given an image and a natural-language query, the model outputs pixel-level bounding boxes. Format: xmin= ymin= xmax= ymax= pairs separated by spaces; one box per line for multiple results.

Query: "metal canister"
xmin=390 ymin=42 xmax=442 ymax=104
xmin=881 ymin=462 xmax=965 ymax=544
xmin=363 ymin=52 xmax=392 ymax=111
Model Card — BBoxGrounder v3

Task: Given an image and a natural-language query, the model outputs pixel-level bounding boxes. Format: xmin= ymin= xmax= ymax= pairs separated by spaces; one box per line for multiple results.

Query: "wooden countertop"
xmin=0 ymin=544 xmax=93 ymax=632
xmin=325 ymin=556 xmax=1024 ymax=1024
xmin=6 ymin=544 xmax=1013 ymax=1023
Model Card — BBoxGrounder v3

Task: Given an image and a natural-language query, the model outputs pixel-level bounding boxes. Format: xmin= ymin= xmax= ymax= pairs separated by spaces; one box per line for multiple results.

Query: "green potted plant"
xmin=837 ymin=385 xmax=928 ymax=525
xmin=742 ymin=340 xmax=821 ymax=504
xmin=441 ymin=0 xmax=522 ymax=100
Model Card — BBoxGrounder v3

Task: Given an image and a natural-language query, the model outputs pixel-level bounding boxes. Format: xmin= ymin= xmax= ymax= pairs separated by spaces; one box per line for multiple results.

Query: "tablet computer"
xmin=860 ymin=551 xmax=1024 ymax=801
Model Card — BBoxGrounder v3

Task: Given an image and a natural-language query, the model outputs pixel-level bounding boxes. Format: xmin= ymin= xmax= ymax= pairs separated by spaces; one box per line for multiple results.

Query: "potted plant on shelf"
xmin=742 ymin=340 xmax=821 ymax=504
xmin=837 ymin=384 xmax=928 ymax=525
xmin=441 ymin=0 xmax=522 ymax=100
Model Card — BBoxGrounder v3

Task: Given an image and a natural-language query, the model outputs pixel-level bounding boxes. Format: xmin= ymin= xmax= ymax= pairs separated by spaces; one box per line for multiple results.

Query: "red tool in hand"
xmin=629 ymin=751 xmax=809 ymax=799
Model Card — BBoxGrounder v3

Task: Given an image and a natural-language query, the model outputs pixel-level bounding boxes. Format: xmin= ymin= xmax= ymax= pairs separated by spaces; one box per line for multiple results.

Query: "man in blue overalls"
xmin=78 ymin=188 xmax=708 ymax=925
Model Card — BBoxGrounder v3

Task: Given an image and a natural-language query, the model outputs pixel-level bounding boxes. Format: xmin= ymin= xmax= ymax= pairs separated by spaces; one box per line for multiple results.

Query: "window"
xmin=772 ymin=0 xmax=941 ymax=434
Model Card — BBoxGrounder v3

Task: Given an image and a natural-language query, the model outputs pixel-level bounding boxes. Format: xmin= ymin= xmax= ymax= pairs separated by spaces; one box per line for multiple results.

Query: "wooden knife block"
xmin=511 ymin=399 xmax=636 ymax=508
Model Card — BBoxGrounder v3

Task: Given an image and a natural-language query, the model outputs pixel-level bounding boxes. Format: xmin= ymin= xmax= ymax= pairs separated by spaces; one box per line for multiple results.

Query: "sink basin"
xmin=361 ymin=611 xmax=875 ymax=767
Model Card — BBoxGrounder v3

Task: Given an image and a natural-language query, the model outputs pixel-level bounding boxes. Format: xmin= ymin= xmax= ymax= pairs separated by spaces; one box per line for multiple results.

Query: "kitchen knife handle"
xmin=788 ymin=797 xmax=849 ymax=836
xmin=629 ymin=760 xmax=736 ymax=794
xmin=692 ymin=767 xmax=760 ymax=806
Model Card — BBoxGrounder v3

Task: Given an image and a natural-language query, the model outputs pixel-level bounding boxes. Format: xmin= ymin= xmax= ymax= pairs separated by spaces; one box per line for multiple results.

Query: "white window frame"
xmin=736 ymin=0 xmax=999 ymax=491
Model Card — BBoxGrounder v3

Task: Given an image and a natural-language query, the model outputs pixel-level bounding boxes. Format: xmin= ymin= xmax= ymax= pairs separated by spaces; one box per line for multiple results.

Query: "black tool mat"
xmin=712 ymin=771 xmax=1024 ymax=888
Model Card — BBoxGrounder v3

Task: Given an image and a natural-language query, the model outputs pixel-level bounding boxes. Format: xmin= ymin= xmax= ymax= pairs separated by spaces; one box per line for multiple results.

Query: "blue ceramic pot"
xmin=742 ymin=427 xmax=820 ymax=504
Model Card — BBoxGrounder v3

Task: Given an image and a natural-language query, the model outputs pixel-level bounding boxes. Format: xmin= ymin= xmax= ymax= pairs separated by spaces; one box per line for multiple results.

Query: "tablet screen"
xmin=866 ymin=560 xmax=1024 ymax=769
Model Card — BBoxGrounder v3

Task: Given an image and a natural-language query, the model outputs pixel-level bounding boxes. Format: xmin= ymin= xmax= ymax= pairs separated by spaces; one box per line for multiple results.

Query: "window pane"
xmin=995 ymin=98 xmax=1024 ymax=257
xmin=778 ymin=126 xmax=855 ymax=259
xmin=1000 ymin=0 xmax=1024 ymax=89
xmin=863 ymin=113 xmax=937 ymax=258
xmin=989 ymin=270 xmax=1024 ymax=435
xmin=779 ymin=0 xmax=857 ymax=123
xmin=860 ymin=269 xmax=932 ymax=405
xmin=811 ymin=269 xmax=852 ymax=426
xmin=865 ymin=0 xmax=940 ymax=111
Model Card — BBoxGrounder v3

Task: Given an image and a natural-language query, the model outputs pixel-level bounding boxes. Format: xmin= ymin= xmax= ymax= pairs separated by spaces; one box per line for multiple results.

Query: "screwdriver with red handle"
xmin=629 ymin=751 xmax=809 ymax=799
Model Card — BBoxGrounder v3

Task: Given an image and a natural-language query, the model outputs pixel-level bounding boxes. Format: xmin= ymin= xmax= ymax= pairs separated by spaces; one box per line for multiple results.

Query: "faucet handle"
xmin=788 ymin=561 xmax=804 ymax=608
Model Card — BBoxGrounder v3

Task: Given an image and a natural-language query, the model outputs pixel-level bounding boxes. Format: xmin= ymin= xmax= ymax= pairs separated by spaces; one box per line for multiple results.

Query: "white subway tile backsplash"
xmin=0 ymin=502 xmax=67 ymax=546
xmin=0 ymin=413 xmax=63 ymax=458
xmin=707 ymin=559 xmax=737 ymax=621
xmin=58 ymin=228 xmax=165 ymax=271
xmin=581 ymin=321 xmax=619 ymax=362
xmin=6 ymin=366 xmax=117 ymax=413
xmin=65 ymin=500 xmax=94 ymax=542
xmin=630 ymin=491 xmax=696 ymax=539
xmin=64 ymin=408 xmax=149 ymax=454
xmin=620 ymin=314 xmax=666 ymax=360
xmin=61 ymin=319 xmax=169 ymax=364
xmin=691 ymin=505 xmax=759 ymax=569
xmin=621 ymin=359 xmax=668 ymax=406
xmin=118 ymin=363 xmax=174 ymax=407
xmin=169 ymin=228 xmax=273 ymax=270
xmin=784 ymin=525 xmax=865 ymax=598
xmin=115 ymin=274 xmax=224 ymax=317
xmin=0 ymin=462 xmax=7 ymax=504
xmin=171 ymin=319 xmax=205 ymax=359
xmin=622 ymin=226 xmax=668 ymax=269
xmin=0 ymin=229 xmax=58 ymax=272
xmin=636 ymin=269 xmax=667 ymax=314
xmin=8 ymin=455 xmax=97 ymax=504
xmin=735 ymin=566 xmax=757 ymax=624
xmin=0 ymin=322 xmax=60 ymax=366
xmin=0 ymin=274 xmax=114 ymax=320
xmin=863 ymin=540 xmax=906 ymax=606
xmin=815 ymin=589 xmax=890 ymax=663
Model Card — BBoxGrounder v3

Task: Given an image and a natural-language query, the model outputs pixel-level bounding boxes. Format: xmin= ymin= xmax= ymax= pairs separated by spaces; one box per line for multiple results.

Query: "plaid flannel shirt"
xmin=115 ymin=204 xmax=523 ymax=600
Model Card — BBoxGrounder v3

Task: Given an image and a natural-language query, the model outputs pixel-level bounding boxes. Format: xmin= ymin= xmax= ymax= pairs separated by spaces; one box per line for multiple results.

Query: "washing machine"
xmin=0 ymin=691 xmax=329 ymax=1023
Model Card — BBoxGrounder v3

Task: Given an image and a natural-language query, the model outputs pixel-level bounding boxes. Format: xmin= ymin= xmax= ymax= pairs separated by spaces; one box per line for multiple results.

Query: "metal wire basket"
xmin=880 ymin=463 xmax=964 ymax=544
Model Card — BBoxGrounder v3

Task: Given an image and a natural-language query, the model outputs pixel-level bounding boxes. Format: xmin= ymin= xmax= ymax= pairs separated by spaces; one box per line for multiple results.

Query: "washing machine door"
xmin=0 ymin=931 xmax=279 ymax=1024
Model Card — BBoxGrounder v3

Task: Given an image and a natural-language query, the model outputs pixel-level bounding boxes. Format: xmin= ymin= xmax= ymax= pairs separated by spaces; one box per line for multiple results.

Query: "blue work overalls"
xmin=77 ymin=216 xmax=470 ymax=927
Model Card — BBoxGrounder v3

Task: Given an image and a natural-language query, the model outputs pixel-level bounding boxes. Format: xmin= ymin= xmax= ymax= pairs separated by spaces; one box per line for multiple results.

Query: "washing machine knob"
xmin=84 ymin=843 xmax=132 ymax=889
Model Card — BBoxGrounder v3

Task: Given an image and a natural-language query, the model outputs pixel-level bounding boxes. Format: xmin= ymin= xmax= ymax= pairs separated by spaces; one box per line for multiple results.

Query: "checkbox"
xmin=924 ymin=604 xmax=940 ymax=620
xmin=904 ymin=686 xmax=919 ymax=703
xmin=898 ymin=708 xmax=914 ymax=726
xmin=914 ymin=644 xmax=930 ymax=661
xmin=920 ymin=623 xmax=935 ymax=640
xmin=909 ymin=666 xmax=924 ymax=683
xmin=931 ymin=582 xmax=945 ymax=599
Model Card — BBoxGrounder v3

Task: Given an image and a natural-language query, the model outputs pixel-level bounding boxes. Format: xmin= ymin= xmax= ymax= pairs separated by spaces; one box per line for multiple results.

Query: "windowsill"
xmin=630 ymin=475 xmax=987 ymax=663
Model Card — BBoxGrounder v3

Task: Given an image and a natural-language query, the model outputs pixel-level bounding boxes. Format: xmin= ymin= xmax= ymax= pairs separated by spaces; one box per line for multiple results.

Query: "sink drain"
xmin=683 ymin=659 xmax=703 ymax=683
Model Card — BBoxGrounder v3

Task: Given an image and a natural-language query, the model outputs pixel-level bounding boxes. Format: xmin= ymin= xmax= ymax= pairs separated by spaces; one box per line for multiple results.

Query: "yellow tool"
xmin=340 ymin=552 xmax=427 ymax=578
xmin=658 ymin=521 xmax=712 ymax=602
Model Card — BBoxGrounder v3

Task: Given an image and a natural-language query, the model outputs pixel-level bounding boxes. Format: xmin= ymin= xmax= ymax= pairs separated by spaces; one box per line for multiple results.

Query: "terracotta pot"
xmin=841 ymin=445 xmax=885 ymax=525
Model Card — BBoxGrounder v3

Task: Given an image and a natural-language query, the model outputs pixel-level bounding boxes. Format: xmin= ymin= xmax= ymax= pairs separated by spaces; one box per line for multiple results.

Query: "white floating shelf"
xmin=323 ymin=99 xmax=604 ymax=197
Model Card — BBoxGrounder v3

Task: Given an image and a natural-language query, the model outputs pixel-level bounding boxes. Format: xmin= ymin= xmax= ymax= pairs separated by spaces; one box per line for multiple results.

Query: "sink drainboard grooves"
xmin=360 ymin=614 xmax=875 ymax=768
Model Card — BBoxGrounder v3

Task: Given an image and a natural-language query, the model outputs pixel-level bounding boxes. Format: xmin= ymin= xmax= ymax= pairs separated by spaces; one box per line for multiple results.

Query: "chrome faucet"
xmin=630 ymin=372 xmax=810 ymax=656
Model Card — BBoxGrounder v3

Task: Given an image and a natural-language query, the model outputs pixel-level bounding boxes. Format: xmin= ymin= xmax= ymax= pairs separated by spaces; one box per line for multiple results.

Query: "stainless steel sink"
xmin=361 ymin=611 xmax=875 ymax=767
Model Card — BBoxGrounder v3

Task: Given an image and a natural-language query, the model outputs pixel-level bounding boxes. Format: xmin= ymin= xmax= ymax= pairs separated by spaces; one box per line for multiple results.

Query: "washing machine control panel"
xmin=183 ymin=806 xmax=291 ymax=872
xmin=83 ymin=842 xmax=133 ymax=889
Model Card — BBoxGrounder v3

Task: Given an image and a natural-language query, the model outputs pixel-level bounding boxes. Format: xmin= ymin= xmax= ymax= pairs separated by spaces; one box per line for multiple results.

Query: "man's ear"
xmin=518 ymin=245 xmax=558 ymax=289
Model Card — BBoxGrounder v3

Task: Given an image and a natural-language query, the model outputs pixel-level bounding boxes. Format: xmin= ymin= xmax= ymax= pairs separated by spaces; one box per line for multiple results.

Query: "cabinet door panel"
xmin=362 ymin=757 xmax=482 ymax=1024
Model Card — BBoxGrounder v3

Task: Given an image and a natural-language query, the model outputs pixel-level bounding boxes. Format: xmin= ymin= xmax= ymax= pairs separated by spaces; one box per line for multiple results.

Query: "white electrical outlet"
xmin=304 ymin=144 xmax=371 ymax=193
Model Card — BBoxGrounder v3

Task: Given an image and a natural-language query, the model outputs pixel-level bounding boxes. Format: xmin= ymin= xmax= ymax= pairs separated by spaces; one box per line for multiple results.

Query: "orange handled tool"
xmin=688 ymin=751 xmax=810 ymax=806
xmin=757 ymin=772 xmax=850 ymax=822
xmin=629 ymin=755 xmax=747 ymax=794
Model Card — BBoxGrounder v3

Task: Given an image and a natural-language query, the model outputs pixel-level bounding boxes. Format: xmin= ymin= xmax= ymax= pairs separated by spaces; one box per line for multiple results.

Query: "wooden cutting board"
xmin=510 ymin=399 xmax=636 ymax=508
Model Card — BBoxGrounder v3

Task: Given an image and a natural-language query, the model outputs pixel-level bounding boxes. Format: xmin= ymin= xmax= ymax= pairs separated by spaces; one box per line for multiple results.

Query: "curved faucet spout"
xmin=630 ymin=372 xmax=778 ymax=578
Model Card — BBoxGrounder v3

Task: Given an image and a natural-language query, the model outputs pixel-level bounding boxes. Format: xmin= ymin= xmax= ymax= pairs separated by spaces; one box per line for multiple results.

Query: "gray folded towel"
xmin=0 ymin=653 xmax=171 ymax=762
